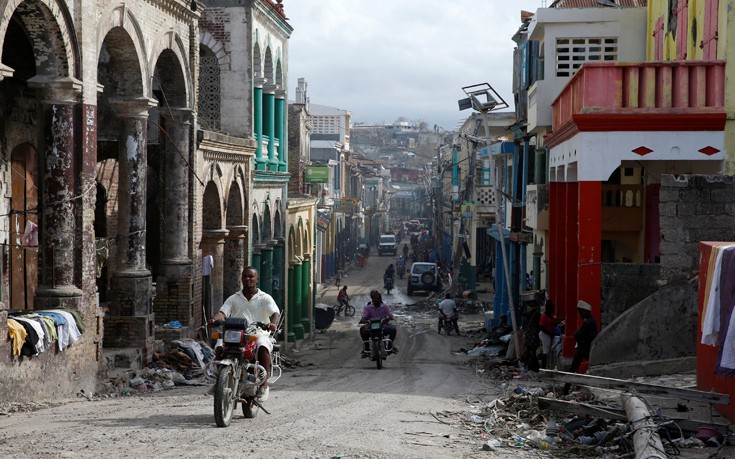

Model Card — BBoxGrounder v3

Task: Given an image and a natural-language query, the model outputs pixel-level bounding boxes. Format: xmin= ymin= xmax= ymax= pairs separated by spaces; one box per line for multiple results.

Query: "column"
xmin=223 ymin=225 xmax=247 ymax=299
xmin=563 ymin=182 xmax=579 ymax=357
xmin=301 ymin=254 xmax=311 ymax=335
xmin=251 ymin=246 xmax=262 ymax=289
xmin=29 ymin=77 xmax=84 ymax=309
xmin=293 ymin=261 xmax=304 ymax=339
xmin=253 ymin=77 xmax=266 ymax=171
xmin=287 ymin=262 xmax=296 ymax=342
xmin=108 ymin=97 xmax=157 ymax=317
xmin=201 ymin=229 xmax=228 ymax=312
xmin=272 ymin=238 xmax=285 ymax=312
xmin=275 ymin=89 xmax=287 ymax=171
xmin=160 ymin=108 xmax=192 ymax=278
xmin=260 ymin=242 xmax=274 ymax=296
xmin=263 ymin=84 xmax=278 ymax=170
xmin=577 ymin=181 xmax=602 ymax=328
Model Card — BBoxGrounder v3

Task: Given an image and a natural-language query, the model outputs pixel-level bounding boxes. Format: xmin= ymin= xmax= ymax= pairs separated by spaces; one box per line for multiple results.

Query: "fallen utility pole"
xmin=539 ymin=369 xmax=730 ymax=405
xmin=622 ymin=393 xmax=668 ymax=459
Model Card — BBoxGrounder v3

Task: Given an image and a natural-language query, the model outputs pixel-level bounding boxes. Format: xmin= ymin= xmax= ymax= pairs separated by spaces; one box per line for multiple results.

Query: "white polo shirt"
xmin=219 ymin=289 xmax=279 ymax=325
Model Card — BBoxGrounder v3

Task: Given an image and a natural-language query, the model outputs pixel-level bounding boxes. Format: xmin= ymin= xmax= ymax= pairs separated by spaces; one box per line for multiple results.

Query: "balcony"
xmin=548 ymin=61 xmax=726 ymax=146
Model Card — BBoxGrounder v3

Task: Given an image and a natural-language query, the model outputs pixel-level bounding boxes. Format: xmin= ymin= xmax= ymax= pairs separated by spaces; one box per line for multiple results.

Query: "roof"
xmin=549 ymin=0 xmax=647 ymax=7
xmin=309 ymin=103 xmax=349 ymax=117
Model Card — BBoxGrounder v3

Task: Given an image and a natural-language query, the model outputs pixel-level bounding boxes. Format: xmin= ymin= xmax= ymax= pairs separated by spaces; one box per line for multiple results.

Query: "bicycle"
xmin=334 ymin=300 xmax=356 ymax=317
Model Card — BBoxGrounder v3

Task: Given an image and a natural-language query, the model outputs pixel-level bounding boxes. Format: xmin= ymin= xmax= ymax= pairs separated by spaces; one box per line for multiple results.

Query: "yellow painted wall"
xmin=647 ymin=0 xmax=735 ymax=174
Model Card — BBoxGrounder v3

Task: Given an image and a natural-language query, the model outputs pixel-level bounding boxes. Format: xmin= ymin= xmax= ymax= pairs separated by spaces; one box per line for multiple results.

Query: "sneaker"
xmin=361 ymin=351 xmax=369 ymax=358
xmin=391 ymin=345 xmax=399 ymax=354
xmin=256 ymin=386 xmax=269 ymax=402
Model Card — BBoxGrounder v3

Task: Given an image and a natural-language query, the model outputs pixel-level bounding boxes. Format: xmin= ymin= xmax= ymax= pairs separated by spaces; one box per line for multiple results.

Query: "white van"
xmin=378 ymin=234 xmax=397 ymax=256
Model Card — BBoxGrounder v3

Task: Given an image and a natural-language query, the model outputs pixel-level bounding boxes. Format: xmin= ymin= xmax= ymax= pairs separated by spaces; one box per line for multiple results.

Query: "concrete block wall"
xmin=659 ymin=174 xmax=735 ymax=282
xmin=600 ymin=263 xmax=660 ymax=327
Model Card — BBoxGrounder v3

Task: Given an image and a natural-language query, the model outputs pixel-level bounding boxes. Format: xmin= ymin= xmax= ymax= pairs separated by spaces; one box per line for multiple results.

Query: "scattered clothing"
xmin=7 ymin=319 xmax=28 ymax=357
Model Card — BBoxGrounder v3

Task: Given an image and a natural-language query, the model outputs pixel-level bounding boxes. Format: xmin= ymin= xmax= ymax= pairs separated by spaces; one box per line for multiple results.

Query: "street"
xmin=0 ymin=255 xmax=514 ymax=459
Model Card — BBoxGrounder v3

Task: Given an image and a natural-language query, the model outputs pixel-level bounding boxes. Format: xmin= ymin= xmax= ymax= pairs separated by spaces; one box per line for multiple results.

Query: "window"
xmin=555 ymin=38 xmax=618 ymax=77
xmin=198 ymin=47 xmax=221 ymax=131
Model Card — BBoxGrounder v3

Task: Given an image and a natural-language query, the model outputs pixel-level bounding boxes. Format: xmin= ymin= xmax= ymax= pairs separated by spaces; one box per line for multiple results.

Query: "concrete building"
xmin=0 ymin=0 xmax=200 ymax=401
xmin=199 ymin=0 xmax=292 ymax=329
xmin=286 ymin=77 xmax=318 ymax=343
xmin=518 ymin=0 xmax=732 ymax=370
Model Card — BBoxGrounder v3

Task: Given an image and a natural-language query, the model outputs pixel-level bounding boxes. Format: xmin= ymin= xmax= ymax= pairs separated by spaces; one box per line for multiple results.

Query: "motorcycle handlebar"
xmin=208 ymin=319 xmax=274 ymax=332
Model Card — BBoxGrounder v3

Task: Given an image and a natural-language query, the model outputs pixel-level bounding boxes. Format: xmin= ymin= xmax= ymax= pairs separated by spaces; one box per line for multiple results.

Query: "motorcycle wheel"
xmin=345 ymin=305 xmax=356 ymax=317
xmin=372 ymin=341 xmax=382 ymax=370
xmin=214 ymin=366 xmax=236 ymax=427
xmin=242 ymin=398 xmax=259 ymax=418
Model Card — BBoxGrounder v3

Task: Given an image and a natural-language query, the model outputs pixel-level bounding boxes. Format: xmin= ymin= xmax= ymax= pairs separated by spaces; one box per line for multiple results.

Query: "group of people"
xmin=535 ymin=297 xmax=598 ymax=394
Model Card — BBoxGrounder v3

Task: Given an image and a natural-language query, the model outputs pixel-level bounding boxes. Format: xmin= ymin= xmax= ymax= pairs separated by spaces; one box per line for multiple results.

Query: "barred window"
xmin=198 ymin=47 xmax=221 ymax=131
xmin=556 ymin=38 xmax=618 ymax=77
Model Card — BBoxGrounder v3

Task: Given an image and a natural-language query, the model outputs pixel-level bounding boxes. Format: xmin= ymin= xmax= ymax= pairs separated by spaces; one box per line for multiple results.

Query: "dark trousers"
xmin=562 ymin=351 xmax=587 ymax=395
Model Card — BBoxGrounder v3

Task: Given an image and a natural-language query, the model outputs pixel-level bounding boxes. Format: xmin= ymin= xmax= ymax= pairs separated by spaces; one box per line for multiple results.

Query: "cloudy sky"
xmin=284 ymin=0 xmax=544 ymax=131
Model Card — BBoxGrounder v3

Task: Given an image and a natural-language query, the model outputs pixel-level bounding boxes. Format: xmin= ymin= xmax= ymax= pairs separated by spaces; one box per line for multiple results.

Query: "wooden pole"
xmin=621 ymin=393 xmax=667 ymax=459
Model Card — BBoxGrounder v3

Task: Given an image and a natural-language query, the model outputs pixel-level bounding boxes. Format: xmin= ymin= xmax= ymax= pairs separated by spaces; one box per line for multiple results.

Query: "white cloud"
xmin=285 ymin=0 xmax=544 ymax=130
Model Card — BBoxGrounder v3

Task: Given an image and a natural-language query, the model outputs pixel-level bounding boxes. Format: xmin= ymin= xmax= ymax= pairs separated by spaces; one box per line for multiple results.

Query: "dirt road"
xmin=0 ymin=256 xmax=512 ymax=458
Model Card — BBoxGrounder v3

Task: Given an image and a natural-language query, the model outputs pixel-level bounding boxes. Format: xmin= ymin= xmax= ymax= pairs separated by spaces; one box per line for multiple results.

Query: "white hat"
xmin=577 ymin=300 xmax=592 ymax=311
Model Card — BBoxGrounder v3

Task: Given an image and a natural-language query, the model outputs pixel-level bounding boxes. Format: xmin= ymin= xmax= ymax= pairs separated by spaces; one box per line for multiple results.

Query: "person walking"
xmin=562 ymin=300 xmax=598 ymax=395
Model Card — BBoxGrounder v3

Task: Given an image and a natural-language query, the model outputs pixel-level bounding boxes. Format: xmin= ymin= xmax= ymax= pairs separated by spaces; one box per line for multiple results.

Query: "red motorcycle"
xmin=210 ymin=318 xmax=281 ymax=427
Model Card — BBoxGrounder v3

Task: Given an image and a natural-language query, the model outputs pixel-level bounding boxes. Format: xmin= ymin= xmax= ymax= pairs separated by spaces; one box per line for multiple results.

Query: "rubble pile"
xmin=445 ymin=365 xmax=734 ymax=458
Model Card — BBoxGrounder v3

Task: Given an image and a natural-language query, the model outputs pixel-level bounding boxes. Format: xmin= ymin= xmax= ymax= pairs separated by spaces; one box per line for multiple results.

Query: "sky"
xmin=284 ymin=0 xmax=545 ymax=131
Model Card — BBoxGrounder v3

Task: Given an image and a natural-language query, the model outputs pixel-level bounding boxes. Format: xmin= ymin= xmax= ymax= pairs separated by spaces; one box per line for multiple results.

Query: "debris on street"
xmin=439 ymin=356 xmax=735 ymax=457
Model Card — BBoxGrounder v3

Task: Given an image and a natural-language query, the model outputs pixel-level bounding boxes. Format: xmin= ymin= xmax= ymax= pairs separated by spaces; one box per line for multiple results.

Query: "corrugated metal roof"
xmin=550 ymin=0 xmax=647 ymax=8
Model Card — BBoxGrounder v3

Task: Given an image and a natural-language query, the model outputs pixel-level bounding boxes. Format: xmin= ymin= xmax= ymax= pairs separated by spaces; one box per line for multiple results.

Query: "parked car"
xmin=378 ymin=234 xmax=397 ymax=256
xmin=407 ymin=262 xmax=442 ymax=295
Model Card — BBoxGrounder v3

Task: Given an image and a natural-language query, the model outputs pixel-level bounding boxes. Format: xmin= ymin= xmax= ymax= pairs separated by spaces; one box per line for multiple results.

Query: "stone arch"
xmin=202 ymin=181 xmax=223 ymax=230
xmin=152 ymin=46 xmax=188 ymax=110
xmin=304 ymin=220 xmax=312 ymax=254
xmin=273 ymin=205 xmax=283 ymax=239
xmin=199 ymin=31 xmax=229 ymax=68
xmin=251 ymin=213 xmax=260 ymax=244
xmin=288 ymin=225 xmax=296 ymax=260
xmin=0 ymin=0 xmax=78 ymax=78
xmin=263 ymin=46 xmax=273 ymax=82
xmin=223 ymin=180 xmax=245 ymax=299
xmin=275 ymin=58 xmax=283 ymax=87
xmin=302 ymin=220 xmax=310 ymax=257
xmin=96 ymin=4 xmax=149 ymax=97
xmin=296 ymin=217 xmax=304 ymax=258
xmin=263 ymin=203 xmax=272 ymax=240
xmin=225 ymin=181 xmax=244 ymax=227
xmin=253 ymin=42 xmax=262 ymax=78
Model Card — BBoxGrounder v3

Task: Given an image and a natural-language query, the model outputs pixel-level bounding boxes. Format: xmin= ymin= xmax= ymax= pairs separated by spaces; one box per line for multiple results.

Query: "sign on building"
xmin=305 ymin=166 xmax=329 ymax=183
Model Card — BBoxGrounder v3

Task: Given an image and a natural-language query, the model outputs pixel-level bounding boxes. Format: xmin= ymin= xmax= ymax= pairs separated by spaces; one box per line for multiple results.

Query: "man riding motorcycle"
xmin=384 ymin=264 xmax=395 ymax=284
xmin=438 ymin=292 xmax=460 ymax=335
xmin=396 ymin=256 xmax=406 ymax=278
xmin=210 ymin=266 xmax=280 ymax=402
xmin=359 ymin=290 xmax=398 ymax=357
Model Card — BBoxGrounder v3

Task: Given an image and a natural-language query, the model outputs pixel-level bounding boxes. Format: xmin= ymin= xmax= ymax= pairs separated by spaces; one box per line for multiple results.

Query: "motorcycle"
xmin=364 ymin=317 xmax=394 ymax=369
xmin=438 ymin=314 xmax=460 ymax=335
xmin=384 ymin=276 xmax=394 ymax=294
xmin=210 ymin=318 xmax=281 ymax=427
xmin=397 ymin=264 xmax=406 ymax=279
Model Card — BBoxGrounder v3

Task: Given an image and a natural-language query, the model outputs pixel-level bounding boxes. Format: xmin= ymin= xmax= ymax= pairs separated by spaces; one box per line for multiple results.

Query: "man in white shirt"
xmin=438 ymin=293 xmax=460 ymax=335
xmin=211 ymin=266 xmax=280 ymax=402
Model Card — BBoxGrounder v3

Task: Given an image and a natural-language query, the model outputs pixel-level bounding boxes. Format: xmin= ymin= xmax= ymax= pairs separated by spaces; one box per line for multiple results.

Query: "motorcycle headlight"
xmin=223 ymin=329 xmax=244 ymax=344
